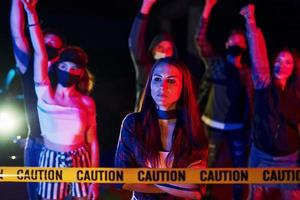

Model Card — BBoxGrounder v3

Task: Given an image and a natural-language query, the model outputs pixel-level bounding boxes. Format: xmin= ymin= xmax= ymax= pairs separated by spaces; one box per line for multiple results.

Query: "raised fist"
xmin=240 ymin=4 xmax=255 ymax=21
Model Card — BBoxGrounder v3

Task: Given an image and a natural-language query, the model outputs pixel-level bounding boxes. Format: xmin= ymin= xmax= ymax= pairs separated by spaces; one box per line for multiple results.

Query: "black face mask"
xmin=46 ymin=45 xmax=60 ymax=60
xmin=227 ymin=45 xmax=245 ymax=57
xmin=57 ymin=69 xmax=80 ymax=88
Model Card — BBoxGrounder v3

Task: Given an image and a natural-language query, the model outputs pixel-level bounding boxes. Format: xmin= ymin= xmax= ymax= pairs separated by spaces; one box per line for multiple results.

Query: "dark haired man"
xmin=195 ymin=0 xmax=254 ymax=199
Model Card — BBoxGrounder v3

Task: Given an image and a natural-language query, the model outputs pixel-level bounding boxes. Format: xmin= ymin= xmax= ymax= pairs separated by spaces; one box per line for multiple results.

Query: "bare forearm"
xmin=90 ymin=140 xmax=100 ymax=168
xmin=21 ymin=1 xmax=48 ymax=83
xmin=29 ymin=18 xmax=48 ymax=83
xmin=26 ymin=11 xmax=44 ymax=55
xmin=10 ymin=0 xmax=31 ymax=72
xmin=202 ymin=4 xmax=214 ymax=19
xmin=140 ymin=0 xmax=156 ymax=14
xmin=10 ymin=0 xmax=26 ymax=39
xmin=202 ymin=0 xmax=217 ymax=19
xmin=87 ymin=123 xmax=99 ymax=168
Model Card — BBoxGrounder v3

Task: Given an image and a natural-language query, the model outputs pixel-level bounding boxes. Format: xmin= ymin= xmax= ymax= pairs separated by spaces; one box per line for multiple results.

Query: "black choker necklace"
xmin=156 ymin=109 xmax=177 ymax=120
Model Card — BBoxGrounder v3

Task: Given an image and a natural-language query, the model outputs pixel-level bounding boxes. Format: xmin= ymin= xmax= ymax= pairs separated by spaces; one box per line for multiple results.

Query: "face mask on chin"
xmin=273 ymin=67 xmax=291 ymax=80
xmin=274 ymin=73 xmax=288 ymax=80
xmin=46 ymin=45 xmax=60 ymax=60
xmin=57 ymin=69 xmax=80 ymax=88
xmin=227 ymin=45 xmax=245 ymax=57
xmin=153 ymin=52 xmax=166 ymax=60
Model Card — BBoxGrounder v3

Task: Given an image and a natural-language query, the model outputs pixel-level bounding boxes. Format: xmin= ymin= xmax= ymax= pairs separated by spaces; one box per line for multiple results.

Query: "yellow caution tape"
xmin=0 ymin=167 xmax=299 ymax=184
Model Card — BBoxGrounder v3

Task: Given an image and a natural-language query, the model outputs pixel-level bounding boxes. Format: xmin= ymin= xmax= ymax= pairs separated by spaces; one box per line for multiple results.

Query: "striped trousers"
xmin=38 ymin=145 xmax=91 ymax=199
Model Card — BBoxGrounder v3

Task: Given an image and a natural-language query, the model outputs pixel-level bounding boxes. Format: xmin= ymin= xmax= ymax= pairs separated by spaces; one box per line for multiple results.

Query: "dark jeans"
xmin=248 ymin=145 xmax=300 ymax=200
xmin=24 ymin=137 xmax=43 ymax=200
xmin=205 ymin=125 xmax=250 ymax=200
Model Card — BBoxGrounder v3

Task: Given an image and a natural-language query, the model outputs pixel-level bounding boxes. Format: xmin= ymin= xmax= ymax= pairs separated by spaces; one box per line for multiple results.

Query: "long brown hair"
xmin=76 ymin=67 xmax=95 ymax=95
xmin=137 ymin=57 xmax=207 ymax=167
xmin=271 ymin=47 xmax=300 ymax=86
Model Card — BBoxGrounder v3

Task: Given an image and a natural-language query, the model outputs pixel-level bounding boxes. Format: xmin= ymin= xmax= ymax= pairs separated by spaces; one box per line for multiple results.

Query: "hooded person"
xmin=148 ymin=32 xmax=179 ymax=60
xmin=128 ymin=0 xmax=180 ymax=111
xmin=195 ymin=0 xmax=254 ymax=199
xmin=43 ymin=28 xmax=66 ymax=62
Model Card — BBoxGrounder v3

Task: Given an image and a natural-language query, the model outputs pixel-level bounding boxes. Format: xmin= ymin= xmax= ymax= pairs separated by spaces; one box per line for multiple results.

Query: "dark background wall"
xmin=0 ymin=0 xmax=300 ymax=167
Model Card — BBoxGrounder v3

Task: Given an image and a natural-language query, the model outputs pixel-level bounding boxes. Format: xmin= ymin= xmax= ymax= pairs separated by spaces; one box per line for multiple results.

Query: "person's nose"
xmin=159 ymin=80 xmax=168 ymax=91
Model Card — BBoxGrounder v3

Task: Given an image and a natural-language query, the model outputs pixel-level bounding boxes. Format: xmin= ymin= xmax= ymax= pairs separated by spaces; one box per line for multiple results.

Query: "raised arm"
xmin=240 ymin=4 xmax=271 ymax=89
xmin=194 ymin=0 xmax=217 ymax=59
xmin=10 ymin=0 xmax=31 ymax=74
xmin=21 ymin=0 xmax=48 ymax=84
xmin=129 ymin=0 xmax=156 ymax=63
xmin=129 ymin=0 xmax=157 ymax=86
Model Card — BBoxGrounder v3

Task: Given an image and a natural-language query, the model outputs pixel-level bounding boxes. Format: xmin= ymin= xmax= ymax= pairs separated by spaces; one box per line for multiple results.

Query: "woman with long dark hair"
xmin=115 ymin=57 xmax=207 ymax=199
xmin=241 ymin=4 xmax=300 ymax=199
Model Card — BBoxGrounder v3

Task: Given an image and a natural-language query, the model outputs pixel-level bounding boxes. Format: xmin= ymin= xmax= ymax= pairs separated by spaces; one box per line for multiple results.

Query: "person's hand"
xmin=141 ymin=0 xmax=157 ymax=14
xmin=205 ymin=0 xmax=217 ymax=8
xmin=187 ymin=160 xmax=205 ymax=169
xmin=21 ymin=0 xmax=38 ymax=13
xmin=240 ymin=4 xmax=256 ymax=23
xmin=88 ymin=183 xmax=99 ymax=200
xmin=143 ymin=0 xmax=157 ymax=6
xmin=202 ymin=0 xmax=217 ymax=18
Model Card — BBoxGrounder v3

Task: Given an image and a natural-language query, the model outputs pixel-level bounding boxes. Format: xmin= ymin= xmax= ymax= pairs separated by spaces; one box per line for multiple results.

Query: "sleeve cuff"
xmin=137 ymin=12 xmax=149 ymax=20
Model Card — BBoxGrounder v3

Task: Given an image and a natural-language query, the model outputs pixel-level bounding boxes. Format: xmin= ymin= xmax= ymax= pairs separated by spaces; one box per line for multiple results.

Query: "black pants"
xmin=205 ymin=125 xmax=250 ymax=200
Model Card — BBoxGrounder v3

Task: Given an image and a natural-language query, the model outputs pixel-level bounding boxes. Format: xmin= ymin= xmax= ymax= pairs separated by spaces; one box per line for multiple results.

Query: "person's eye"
xmin=167 ymin=79 xmax=176 ymax=84
xmin=153 ymin=77 xmax=161 ymax=82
